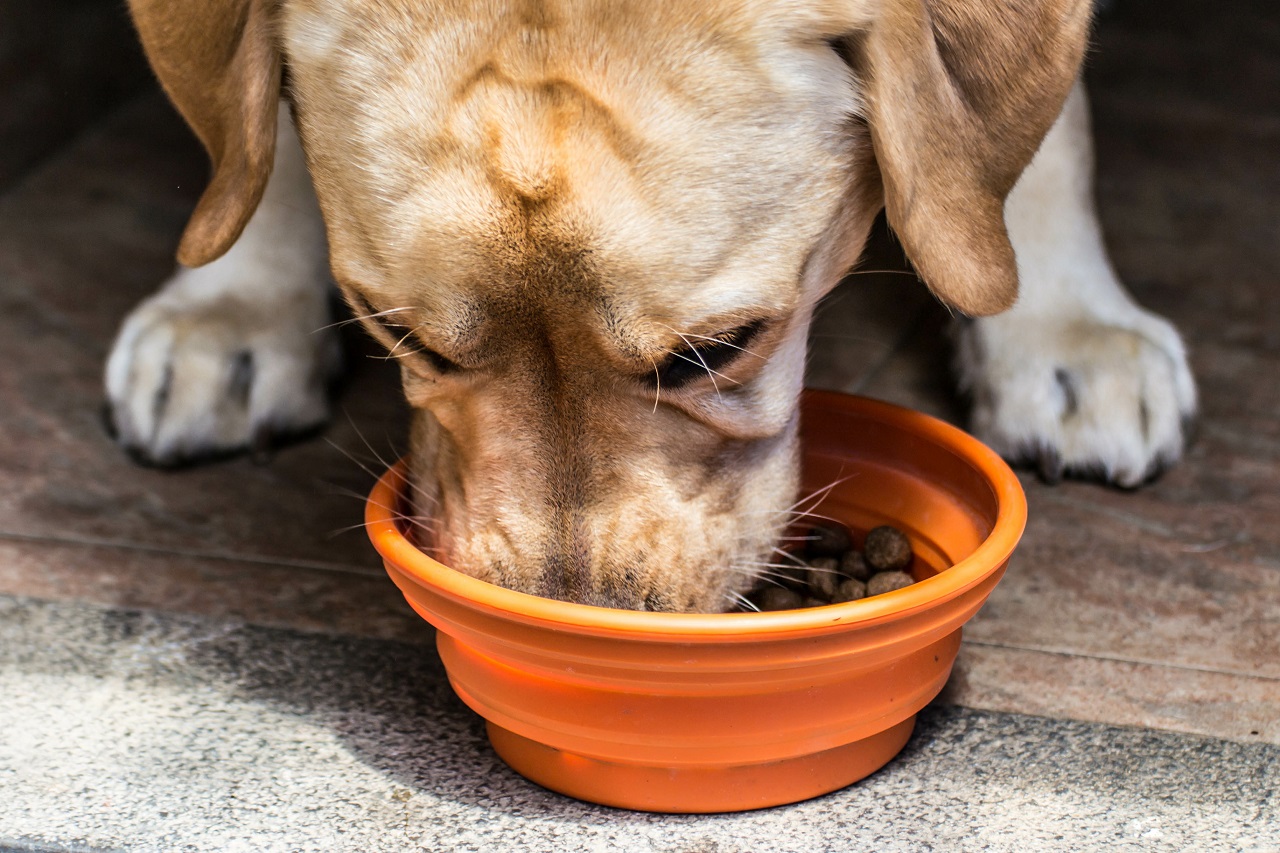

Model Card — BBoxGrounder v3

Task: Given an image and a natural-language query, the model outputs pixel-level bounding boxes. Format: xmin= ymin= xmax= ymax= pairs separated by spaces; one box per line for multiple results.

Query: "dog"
xmin=106 ymin=0 xmax=1196 ymax=612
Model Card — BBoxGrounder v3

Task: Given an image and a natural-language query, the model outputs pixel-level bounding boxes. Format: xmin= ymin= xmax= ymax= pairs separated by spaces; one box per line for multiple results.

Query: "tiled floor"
xmin=2 ymin=597 xmax=1275 ymax=852
xmin=0 ymin=0 xmax=1277 ymax=848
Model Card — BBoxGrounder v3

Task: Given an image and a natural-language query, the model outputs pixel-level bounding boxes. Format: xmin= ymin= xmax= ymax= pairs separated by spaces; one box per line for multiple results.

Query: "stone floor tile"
xmin=967 ymin=470 xmax=1280 ymax=678
xmin=804 ymin=270 xmax=936 ymax=395
xmin=0 ymin=93 xmax=408 ymax=572
xmin=0 ymin=537 xmax=429 ymax=644
xmin=1 ymin=596 xmax=1275 ymax=852
xmin=942 ymin=642 xmax=1280 ymax=744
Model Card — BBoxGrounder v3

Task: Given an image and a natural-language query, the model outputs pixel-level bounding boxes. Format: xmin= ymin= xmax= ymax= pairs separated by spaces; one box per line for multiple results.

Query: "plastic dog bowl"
xmin=366 ymin=391 xmax=1026 ymax=813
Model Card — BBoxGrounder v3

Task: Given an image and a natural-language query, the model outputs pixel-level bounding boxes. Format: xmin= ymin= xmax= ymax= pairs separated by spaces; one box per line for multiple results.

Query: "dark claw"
xmin=1136 ymin=444 xmax=1182 ymax=488
xmin=1036 ymin=447 xmax=1065 ymax=485
xmin=100 ymin=402 xmax=119 ymax=440
xmin=251 ymin=424 xmax=275 ymax=465
xmin=228 ymin=350 xmax=255 ymax=407
xmin=123 ymin=443 xmax=181 ymax=470
xmin=1053 ymin=368 xmax=1080 ymax=418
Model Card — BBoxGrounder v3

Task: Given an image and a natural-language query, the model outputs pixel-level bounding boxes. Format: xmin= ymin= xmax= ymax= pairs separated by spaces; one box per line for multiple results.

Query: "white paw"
xmin=105 ymin=265 xmax=340 ymax=466
xmin=955 ymin=311 xmax=1197 ymax=488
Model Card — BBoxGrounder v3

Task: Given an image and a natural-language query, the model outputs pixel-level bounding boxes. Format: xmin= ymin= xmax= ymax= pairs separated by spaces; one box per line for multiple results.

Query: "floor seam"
xmin=847 ymin=302 xmax=933 ymax=395
xmin=963 ymin=637 xmax=1280 ymax=682
xmin=0 ymin=529 xmax=385 ymax=578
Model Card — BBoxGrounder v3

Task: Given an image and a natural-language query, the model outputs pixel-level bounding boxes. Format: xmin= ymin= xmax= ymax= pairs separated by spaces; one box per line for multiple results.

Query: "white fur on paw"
xmin=105 ymin=267 xmax=339 ymax=466
xmin=956 ymin=313 xmax=1197 ymax=488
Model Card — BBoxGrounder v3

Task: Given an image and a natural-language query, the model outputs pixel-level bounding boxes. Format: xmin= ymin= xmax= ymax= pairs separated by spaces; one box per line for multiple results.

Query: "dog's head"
xmin=130 ymin=0 xmax=1088 ymax=610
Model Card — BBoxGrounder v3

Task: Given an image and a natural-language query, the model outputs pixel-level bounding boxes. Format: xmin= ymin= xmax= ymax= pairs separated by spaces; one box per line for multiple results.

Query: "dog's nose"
xmin=537 ymin=552 xmax=645 ymax=610
xmin=538 ymin=551 xmax=589 ymax=603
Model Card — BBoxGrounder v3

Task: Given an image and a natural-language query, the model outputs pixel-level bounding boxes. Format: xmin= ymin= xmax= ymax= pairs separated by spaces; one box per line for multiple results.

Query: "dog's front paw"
xmin=956 ymin=313 xmax=1197 ymax=488
xmin=105 ymin=267 xmax=340 ymax=466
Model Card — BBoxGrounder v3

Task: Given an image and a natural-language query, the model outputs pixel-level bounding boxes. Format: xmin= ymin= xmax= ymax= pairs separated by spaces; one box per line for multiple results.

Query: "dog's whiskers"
xmin=646 ymin=354 xmax=662 ymax=414
xmin=724 ymin=590 xmax=760 ymax=612
xmin=770 ymin=546 xmax=808 ymax=568
xmin=377 ymin=324 xmax=424 ymax=360
xmin=735 ymin=560 xmax=817 ymax=573
xmin=667 ymin=328 xmax=765 ymax=360
xmin=725 ymin=563 xmax=792 ymax=584
xmin=327 ymin=510 xmax=437 ymax=541
xmin=315 ymin=306 xmax=414 ymax=333
xmin=671 ymin=331 xmax=724 ymax=400
xmin=774 ymin=510 xmax=846 ymax=527
xmin=328 ymin=493 xmax=437 ymax=538
xmin=333 ymin=410 xmax=440 ymax=511
xmin=372 ymin=349 xmax=426 ymax=361
xmin=842 ymin=269 xmax=921 ymax=278
xmin=782 ymin=474 xmax=854 ymax=517
xmin=323 ymin=481 xmax=435 ymax=521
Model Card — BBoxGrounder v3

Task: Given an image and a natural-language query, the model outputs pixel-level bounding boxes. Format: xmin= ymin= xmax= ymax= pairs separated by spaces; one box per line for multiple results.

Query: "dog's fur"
xmin=108 ymin=0 xmax=1196 ymax=611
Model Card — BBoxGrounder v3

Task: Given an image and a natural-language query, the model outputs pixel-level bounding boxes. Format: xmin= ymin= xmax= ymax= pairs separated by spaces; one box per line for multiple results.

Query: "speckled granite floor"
xmin=1 ymin=0 xmax=1278 ymax=849
xmin=1 ymin=596 xmax=1276 ymax=853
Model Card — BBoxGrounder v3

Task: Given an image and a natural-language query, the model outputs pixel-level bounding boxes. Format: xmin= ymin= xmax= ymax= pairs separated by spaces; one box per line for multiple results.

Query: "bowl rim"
xmin=366 ymin=391 xmax=1027 ymax=637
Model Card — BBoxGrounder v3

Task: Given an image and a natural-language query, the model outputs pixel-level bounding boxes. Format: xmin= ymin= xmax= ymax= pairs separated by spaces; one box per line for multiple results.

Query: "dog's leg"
xmin=954 ymin=81 xmax=1197 ymax=487
xmin=105 ymin=103 xmax=338 ymax=465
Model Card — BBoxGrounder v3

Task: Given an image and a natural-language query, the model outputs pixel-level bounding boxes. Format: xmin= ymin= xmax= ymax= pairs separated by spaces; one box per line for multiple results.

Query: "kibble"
xmin=864 ymin=525 xmax=913 ymax=571
xmin=806 ymin=557 xmax=840 ymax=598
xmin=777 ymin=562 xmax=810 ymax=592
xmin=738 ymin=522 xmax=919 ymax=612
xmin=757 ymin=586 xmax=806 ymax=612
xmin=866 ymin=570 xmax=914 ymax=596
xmin=805 ymin=522 xmax=853 ymax=558
xmin=840 ymin=549 xmax=873 ymax=582
xmin=832 ymin=577 xmax=867 ymax=603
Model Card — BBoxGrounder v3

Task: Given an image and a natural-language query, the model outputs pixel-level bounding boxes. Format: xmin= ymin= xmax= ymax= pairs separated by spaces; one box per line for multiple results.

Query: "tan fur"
xmin=127 ymin=0 xmax=1088 ymax=610
xmin=856 ymin=0 xmax=1091 ymax=315
xmin=130 ymin=0 xmax=282 ymax=266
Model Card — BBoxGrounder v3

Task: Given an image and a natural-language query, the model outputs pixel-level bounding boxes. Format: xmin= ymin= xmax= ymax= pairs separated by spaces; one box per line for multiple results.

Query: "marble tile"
xmin=942 ymin=643 xmax=1280 ymax=744
xmin=804 ymin=270 xmax=935 ymax=395
xmin=804 ymin=217 xmax=932 ymax=395
xmin=0 ymin=537 xmax=429 ymax=644
xmin=848 ymin=301 xmax=964 ymax=424
xmin=819 ymin=2 xmax=1280 ymax=742
xmin=969 ymin=469 xmax=1280 ymax=675
xmin=3 ymin=596 xmax=1275 ymax=851
xmin=0 ymin=92 xmax=409 ymax=573
xmin=0 ymin=0 xmax=1276 ymax=754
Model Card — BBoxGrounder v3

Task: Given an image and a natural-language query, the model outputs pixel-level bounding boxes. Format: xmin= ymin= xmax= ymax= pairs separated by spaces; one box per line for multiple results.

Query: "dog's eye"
xmin=647 ymin=320 xmax=764 ymax=390
xmin=349 ymin=294 xmax=461 ymax=374
xmin=419 ymin=347 xmax=461 ymax=374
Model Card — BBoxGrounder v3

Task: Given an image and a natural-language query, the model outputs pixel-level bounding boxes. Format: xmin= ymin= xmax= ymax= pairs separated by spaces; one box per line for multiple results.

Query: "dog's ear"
xmin=129 ymin=0 xmax=281 ymax=267
xmin=853 ymin=0 xmax=1091 ymax=315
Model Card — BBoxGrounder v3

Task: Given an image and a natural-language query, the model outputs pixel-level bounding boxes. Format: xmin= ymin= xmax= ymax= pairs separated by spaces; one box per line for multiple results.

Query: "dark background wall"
xmin=0 ymin=0 xmax=152 ymax=192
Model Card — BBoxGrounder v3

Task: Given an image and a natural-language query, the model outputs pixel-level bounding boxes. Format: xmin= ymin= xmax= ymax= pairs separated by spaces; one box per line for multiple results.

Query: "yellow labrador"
xmin=107 ymin=0 xmax=1195 ymax=611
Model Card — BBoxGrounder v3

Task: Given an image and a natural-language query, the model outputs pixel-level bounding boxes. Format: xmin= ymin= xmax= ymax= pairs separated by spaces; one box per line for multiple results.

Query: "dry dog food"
xmin=743 ymin=522 xmax=919 ymax=612
xmin=864 ymin=525 xmax=913 ymax=571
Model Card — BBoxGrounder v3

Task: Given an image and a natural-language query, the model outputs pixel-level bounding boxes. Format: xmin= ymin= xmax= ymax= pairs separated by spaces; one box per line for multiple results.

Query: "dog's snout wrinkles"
xmin=538 ymin=511 xmax=593 ymax=604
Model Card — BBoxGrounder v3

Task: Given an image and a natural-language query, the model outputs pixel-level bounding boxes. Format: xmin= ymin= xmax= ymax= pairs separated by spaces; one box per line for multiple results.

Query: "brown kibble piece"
xmin=806 ymin=557 xmax=840 ymax=598
xmin=840 ymin=550 xmax=873 ymax=582
xmin=803 ymin=597 xmax=829 ymax=609
xmin=805 ymin=522 xmax=853 ymax=558
xmin=776 ymin=563 xmax=810 ymax=592
xmin=758 ymin=587 xmax=805 ymax=612
xmin=864 ymin=525 xmax=913 ymax=571
xmin=832 ymin=578 xmax=867 ymax=603
xmin=867 ymin=570 xmax=914 ymax=596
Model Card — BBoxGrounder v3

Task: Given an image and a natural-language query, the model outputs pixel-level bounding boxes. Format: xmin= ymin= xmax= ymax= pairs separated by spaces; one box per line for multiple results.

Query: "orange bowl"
xmin=366 ymin=391 xmax=1026 ymax=813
